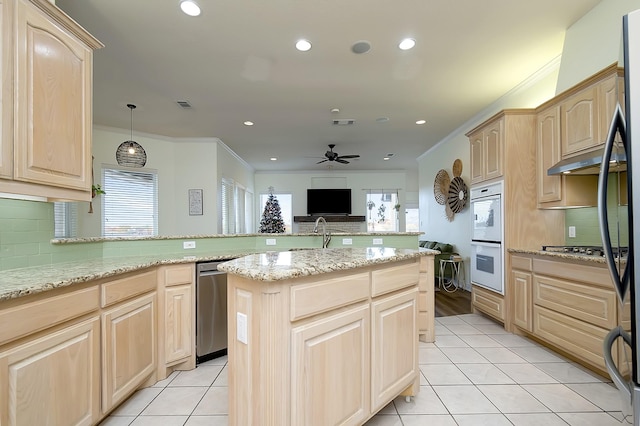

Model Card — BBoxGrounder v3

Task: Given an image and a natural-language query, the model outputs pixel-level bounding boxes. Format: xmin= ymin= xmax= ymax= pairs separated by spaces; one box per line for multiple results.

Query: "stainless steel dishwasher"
xmin=196 ymin=261 xmax=228 ymax=363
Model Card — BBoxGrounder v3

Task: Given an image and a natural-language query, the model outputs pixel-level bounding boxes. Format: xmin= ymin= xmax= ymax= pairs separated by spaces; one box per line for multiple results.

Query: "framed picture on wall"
xmin=188 ymin=189 xmax=203 ymax=215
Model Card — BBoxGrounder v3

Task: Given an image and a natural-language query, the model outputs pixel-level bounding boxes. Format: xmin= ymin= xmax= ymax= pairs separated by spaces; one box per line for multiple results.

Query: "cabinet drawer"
xmin=511 ymin=255 xmax=532 ymax=271
xmin=533 ymin=275 xmax=616 ymax=329
xmin=161 ymin=264 xmax=194 ymax=287
xmin=101 ymin=270 xmax=157 ymax=308
xmin=533 ymin=305 xmax=611 ymax=372
xmin=290 ymin=272 xmax=369 ymax=321
xmin=472 ymin=285 xmax=504 ymax=321
xmin=371 ymin=261 xmax=418 ymax=297
xmin=0 ymin=286 xmax=99 ymax=346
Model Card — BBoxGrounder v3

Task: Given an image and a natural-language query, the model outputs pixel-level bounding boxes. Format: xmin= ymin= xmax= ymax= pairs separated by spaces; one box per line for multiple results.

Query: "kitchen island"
xmin=219 ymin=247 xmax=432 ymax=426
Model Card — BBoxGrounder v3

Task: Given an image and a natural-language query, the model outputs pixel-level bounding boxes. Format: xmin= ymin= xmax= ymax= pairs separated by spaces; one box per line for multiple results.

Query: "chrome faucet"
xmin=313 ymin=216 xmax=331 ymax=248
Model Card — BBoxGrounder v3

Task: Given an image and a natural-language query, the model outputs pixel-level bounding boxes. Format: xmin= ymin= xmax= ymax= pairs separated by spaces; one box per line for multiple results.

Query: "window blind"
xmin=221 ymin=178 xmax=235 ymax=234
xmin=103 ymin=167 xmax=158 ymax=237
xmin=235 ymin=184 xmax=246 ymax=234
xmin=53 ymin=202 xmax=77 ymax=238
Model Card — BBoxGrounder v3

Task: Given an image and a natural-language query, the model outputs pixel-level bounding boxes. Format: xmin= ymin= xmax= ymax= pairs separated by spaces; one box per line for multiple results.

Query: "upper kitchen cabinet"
xmin=536 ymin=104 xmax=598 ymax=209
xmin=559 ymin=64 xmax=624 ymax=158
xmin=0 ymin=0 xmax=103 ymax=201
xmin=468 ymin=116 xmax=503 ymax=185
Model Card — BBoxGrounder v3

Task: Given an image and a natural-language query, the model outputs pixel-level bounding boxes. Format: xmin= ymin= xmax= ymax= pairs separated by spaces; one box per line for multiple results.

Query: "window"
xmin=221 ymin=178 xmax=253 ymax=234
xmin=259 ymin=193 xmax=292 ymax=233
xmin=53 ymin=202 xmax=77 ymax=238
xmin=365 ymin=191 xmax=399 ymax=232
xmin=102 ymin=167 xmax=158 ymax=237
xmin=405 ymin=207 xmax=420 ymax=232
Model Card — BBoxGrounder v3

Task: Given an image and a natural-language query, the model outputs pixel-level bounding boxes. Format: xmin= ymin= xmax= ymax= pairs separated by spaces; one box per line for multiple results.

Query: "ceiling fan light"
xmin=180 ymin=0 xmax=201 ymax=16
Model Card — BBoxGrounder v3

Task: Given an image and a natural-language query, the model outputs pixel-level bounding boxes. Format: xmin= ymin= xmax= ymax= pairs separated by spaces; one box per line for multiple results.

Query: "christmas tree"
xmin=259 ymin=187 xmax=285 ymax=233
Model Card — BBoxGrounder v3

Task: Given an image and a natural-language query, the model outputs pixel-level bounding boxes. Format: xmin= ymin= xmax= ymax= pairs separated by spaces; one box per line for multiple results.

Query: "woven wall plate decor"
xmin=433 ymin=169 xmax=450 ymax=205
xmin=447 ymin=176 xmax=468 ymax=213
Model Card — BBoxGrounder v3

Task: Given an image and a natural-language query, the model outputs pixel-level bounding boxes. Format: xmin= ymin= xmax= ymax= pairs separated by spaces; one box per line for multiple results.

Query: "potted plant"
xmin=89 ymin=184 xmax=106 ymax=213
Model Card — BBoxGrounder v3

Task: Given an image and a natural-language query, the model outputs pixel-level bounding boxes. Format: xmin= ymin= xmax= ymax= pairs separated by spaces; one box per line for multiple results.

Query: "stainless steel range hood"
xmin=547 ymin=147 xmax=627 ymax=175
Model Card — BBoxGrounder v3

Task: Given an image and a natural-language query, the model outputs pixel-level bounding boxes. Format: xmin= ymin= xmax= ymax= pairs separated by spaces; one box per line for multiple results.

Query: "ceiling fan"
xmin=316 ymin=144 xmax=360 ymax=164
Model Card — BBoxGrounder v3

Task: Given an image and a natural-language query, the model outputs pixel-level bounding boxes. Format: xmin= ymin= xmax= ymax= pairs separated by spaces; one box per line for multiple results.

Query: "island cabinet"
xmin=0 ymin=0 xmax=103 ymax=201
xmin=510 ymin=252 xmax=630 ymax=376
xmin=418 ymin=254 xmax=435 ymax=342
xmin=226 ymin=256 xmax=421 ymax=426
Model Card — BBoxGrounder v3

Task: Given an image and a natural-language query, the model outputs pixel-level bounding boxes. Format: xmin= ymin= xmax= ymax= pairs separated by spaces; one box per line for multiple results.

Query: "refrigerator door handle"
xmin=604 ymin=326 xmax=633 ymax=405
xmin=598 ymin=103 xmax=631 ymax=302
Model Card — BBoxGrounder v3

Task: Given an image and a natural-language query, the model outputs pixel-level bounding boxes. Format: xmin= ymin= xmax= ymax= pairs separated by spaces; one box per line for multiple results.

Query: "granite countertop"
xmin=1 ymin=247 xmax=438 ymax=302
xmin=0 ymin=250 xmax=254 ymax=302
xmin=218 ymin=247 xmax=437 ymax=281
xmin=508 ymin=248 xmax=609 ymax=264
xmin=51 ymin=232 xmax=422 ymax=244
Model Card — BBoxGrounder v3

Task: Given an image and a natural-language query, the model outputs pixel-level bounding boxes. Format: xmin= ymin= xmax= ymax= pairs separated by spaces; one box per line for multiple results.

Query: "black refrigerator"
xmin=602 ymin=8 xmax=640 ymax=426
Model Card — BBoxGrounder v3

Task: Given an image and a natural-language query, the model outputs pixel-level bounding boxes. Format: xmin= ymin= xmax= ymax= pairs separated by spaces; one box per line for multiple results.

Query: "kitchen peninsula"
xmin=219 ymin=247 xmax=433 ymax=426
xmin=0 ymin=233 xmax=433 ymax=425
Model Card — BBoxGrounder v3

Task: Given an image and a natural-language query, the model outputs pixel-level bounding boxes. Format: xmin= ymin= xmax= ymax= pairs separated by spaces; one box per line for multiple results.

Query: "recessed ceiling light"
xmin=383 ymin=157 xmax=390 ymax=161
xmin=398 ymin=38 xmax=416 ymax=50
xmin=375 ymin=117 xmax=389 ymax=123
xmin=180 ymin=0 xmax=201 ymax=16
xmin=295 ymin=39 xmax=312 ymax=52
xmin=270 ymin=157 xmax=277 ymax=161
xmin=330 ymin=108 xmax=340 ymax=114
xmin=416 ymin=119 xmax=426 ymax=125
xmin=244 ymin=121 xmax=254 ymax=126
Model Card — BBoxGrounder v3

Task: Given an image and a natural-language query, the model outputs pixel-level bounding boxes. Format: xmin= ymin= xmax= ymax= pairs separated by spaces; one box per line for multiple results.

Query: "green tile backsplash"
xmin=0 ymin=198 xmax=420 ymax=271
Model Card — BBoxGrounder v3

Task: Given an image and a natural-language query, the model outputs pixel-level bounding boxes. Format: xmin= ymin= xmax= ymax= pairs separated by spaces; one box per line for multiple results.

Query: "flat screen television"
xmin=307 ymin=189 xmax=352 ymax=215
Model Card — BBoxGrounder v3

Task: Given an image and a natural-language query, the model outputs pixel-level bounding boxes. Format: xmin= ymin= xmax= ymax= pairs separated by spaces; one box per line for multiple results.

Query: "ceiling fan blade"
xmin=316 ymin=159 xmax=329 ymax=164
xmin=337 ymin=155 xmax=360 ymax=159
xmin=336 ymin=158 xmax=349 ymax=164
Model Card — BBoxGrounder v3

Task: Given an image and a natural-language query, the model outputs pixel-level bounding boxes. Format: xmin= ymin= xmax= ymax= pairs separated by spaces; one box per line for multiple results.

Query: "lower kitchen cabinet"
xmin=291 ymin=304 xmax=370 ymax=426
xmin=163 ymin=284 xmax=193 ymax=364
xmin=510 ymin=252 xmax=628 ymax=376
xmin=371 ymin=287 xmax=418 ymax=413
xmin=472 ymin=285 xmax=505 ymax=322
xmin=0 ymin=317 xmax=100 ymax=426
xmin=418 ymin=255 xmax=435 ymax=342
xmin=101 ymin=291 xmax=157 ymax=413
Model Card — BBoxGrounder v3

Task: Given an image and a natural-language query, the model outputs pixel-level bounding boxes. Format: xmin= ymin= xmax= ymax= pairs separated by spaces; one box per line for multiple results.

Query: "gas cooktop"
xmin=541 ymin=245 xmax=628 ymax=259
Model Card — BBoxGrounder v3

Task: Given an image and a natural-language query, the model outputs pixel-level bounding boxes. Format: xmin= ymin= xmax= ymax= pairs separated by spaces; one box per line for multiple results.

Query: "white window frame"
xmin=365 ymin=191 xmax=399 ymax=232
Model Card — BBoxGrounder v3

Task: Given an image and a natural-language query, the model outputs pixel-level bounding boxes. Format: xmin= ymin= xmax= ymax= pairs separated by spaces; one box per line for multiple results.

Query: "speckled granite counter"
xmin=218 ymin=247 xmax=436 ymax=281
xmin=0 ymin=250 xmax=254 ymax=302
xmin=508 ymin=248 xmax=609 ymax=264
xmin=1 ymin=247 xmax=438 ymax=302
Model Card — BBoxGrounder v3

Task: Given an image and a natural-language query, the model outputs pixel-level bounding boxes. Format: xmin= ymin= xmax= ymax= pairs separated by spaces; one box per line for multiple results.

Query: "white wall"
xmin=78 ymin=127 xmax=253 ymax=237
xmin=253 ymin=170 xmax=408 ymax=232
xmin=556 ymin=0 xmax=640 ymax=93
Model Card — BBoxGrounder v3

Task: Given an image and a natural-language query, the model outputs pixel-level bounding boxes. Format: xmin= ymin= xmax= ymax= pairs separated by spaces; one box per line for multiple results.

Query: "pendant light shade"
xmin=116 ymin=104 xmax=146 ymax=167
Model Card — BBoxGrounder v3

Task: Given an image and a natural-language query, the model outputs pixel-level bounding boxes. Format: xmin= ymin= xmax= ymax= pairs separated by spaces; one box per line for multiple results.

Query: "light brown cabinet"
xmin=560 ymin=85 xmax=599 ymax=156
xmin=418 ymin=254 xmax=435 ymax=342
xmin=0 ymin=316 xmax=100 ymax=426
xmin=291 ymin=304 xmax=370 ymax=426
xmin=468 ymin=117 xmax=503 ymax=184
xmin=101 ymin=291 xmax=157 ymax=413
xmin=157 ymin=264 xmax=195 ymax=372
xmin=371 ymin=287 xmax=418 ymax=413
xmin=510 ymin=252 xmax=629 ymax=376
xmin=0 ymin=0 xmax=102 ymax=201
xmin=536 ymin=104 xmax=598 ymax=208
xmin=228 ymin=258 xmax=420 ymax=425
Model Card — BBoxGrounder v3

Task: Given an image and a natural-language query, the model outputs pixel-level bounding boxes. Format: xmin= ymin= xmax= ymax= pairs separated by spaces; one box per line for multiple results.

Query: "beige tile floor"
xmin=99 ymin=313 xmax=627 ymax=425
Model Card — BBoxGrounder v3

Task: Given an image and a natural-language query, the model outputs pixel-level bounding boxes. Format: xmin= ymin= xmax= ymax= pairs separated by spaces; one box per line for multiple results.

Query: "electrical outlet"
xmin=342 ymin=238 xmax=353 ymax=245
xmin=373 ymin=238 xmax=383 ymax=245
xmin=266 ymin=238 xmax=276 ymax=246
xmin=568 ymin=226 xmax=576 ymax=238
xmin=183 ymin=241 xmax=196 ymax=249
xmin=237 ymin=312 xmax=248 ymax=344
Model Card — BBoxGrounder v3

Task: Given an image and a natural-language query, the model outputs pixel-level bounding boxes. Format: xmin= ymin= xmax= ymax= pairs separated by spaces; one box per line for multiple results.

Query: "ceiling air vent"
xmin=332 ymin=119 xmax=355 ymax=126
xmin=176 ymin=100 xmax=192 ymax=109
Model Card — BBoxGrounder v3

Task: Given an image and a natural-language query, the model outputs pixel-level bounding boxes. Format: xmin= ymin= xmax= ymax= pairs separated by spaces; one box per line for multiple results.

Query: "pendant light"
xmin=116 ymin=104 xmax=146 ymax=167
